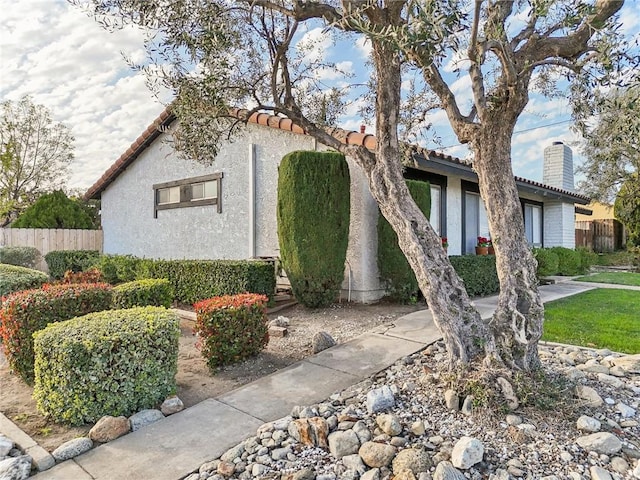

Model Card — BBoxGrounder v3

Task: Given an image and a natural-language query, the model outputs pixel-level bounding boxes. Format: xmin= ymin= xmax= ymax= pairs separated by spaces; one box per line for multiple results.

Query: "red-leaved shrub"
xmin=0 ymin=283 xmax=113 ymax=383
xmin=194 ymin=293 xmax=269 ymax=370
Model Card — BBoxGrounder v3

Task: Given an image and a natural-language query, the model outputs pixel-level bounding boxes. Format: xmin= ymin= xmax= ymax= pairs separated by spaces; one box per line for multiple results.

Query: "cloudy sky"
xmin=1 ymin=1 xmax=638 ymax=192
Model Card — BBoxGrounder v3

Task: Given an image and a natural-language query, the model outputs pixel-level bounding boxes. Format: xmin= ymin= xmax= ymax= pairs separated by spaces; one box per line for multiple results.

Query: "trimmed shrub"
xmin=277 ymin=151 xmax=351 ymax=308
xmin=91 ymin=254 xmax=149 ymax=285
xmin=148 ymin=259 xmax=276 ymax=304
xmin=576 ymin=247 xmax=597 ymax=274
xmin=548 ymin=247 xmax=582 ymax=276
xmin=44 ymin=250 xmax=101 ymax=279
xmin=33 ymin=307 xmax=179 ymax=425
xmin=0 ymin=264 xmax=48 ymax=297
xmin=377 ymin=180 xmax=431 ymax=302
xmin=533 ymin=248 xmax=560 ymax=278
xmin=0 ymin=283 xmax=113 ymax=383
xmin=61 ymin=268 xmax=104 ymax=284
xmin=0 ymin=246 xmax=42 ymax=269
xmin=449 ymin=255 xmax=500 ymax=297
xmin=113 ymin=279 xmax=174 ymax=309
xmin=194 ymin=293 xmax=269 ymax=370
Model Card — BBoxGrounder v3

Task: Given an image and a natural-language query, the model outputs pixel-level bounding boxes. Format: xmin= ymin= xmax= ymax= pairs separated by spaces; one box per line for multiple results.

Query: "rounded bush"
xmin=113 ymin=278 xmax=174 ymax=308
xmin=33 ymin=307 xmax=180 ymax=425
xmin=0 ymin=283 xmax=113 ymax=383
xmin=194 ymin=294 xmax=269 ymax=370
xmin=533 ymin=248 xmax=560 ymax=277
xmin=0 ymin=264 xmax=48 ymax=297
xmin=0 ymin=246 xmax=42 ymax=269
xmin=576 ymin=247 xmax=597 ymax=274
xmin=44 ymin=250 xmax=101 ymax=279
xmin=548 ymin=247 xmax=582 ymax=276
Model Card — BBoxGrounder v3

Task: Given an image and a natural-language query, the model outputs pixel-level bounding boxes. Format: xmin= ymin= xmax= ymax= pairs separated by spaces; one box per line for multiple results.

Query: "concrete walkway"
xmin=33 ymin=280 xmax=604 ymax=480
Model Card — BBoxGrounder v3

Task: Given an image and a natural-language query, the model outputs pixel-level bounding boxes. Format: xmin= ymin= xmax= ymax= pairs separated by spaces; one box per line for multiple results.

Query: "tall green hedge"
xmin=449 ymin=255 xmax=500 ymax=297
xmin=377 ymin=180 xmax=431 ymax=302
xmin=277 ymin=151 xmax=351 ymax=308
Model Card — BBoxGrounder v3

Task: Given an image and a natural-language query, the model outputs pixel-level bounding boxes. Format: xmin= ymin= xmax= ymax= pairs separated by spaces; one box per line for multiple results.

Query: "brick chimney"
xmin=543 ymin=141 xmax=574 ymax=192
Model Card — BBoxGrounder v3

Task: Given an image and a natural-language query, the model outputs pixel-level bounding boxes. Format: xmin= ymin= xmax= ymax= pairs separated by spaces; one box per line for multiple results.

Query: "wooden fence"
xmin=0 ymin=228 xmax=103 ymax=271
xmin=575 ymin=219 xmax=624 ymax=253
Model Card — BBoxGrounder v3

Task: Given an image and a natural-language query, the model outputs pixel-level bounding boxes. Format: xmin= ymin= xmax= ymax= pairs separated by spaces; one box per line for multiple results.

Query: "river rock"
xmin=433 ymin=461 xmax=466 ymax=480
xmin=366 ymin=386 xmax=395 ymax=414
xmin=361 ymin=468 xmax=380 ymax=480
xmin=576 ymin=432 xmax=622 ymax=455
xmin=288 ymin=417 xmax=329 ymax=448
xmin=451 ymin=436 xmax=484 ymax=470
xmin=376 ymin=414 xmax=402 ymax=436
xmin=358 ymin=441 xmax=396 ymax=467
xmin=328 ymin=430 xmax=360 ymax=458
xmin=575 ymin=385 xmax=604 ymax=407
xmin=576 ymin=415 xmax=601 ymax=433
xmin=161 ymin=396 xmax=184 ymax=415
xmin=52 ymin=437 xmax=93 ymax=462
xmin=444 ymin=390 xmax=459 ymax=411
xmin=616 ymin=402 xmax=636 ymax=418
xmin=0 ymin=456 xmax=31 ymax=480
xmin=0 ymin=435 xmax=14 ymax=457
xmin=612 ymin=354 xmax=640 ymax=373
xmin=89 ymin=415 xmax=131 ymax=443
xmin=129 ymin=409 xmax=165 ymax=431
xmin=392 ymin=448 xmax=431 ymax=475
xmin=496 ymin=377 xmax=519 ymax=410
xmin=589 ymin=466 xmax=613 ymax=480
xmin=312 ymin=331 xmax=336 ymax=353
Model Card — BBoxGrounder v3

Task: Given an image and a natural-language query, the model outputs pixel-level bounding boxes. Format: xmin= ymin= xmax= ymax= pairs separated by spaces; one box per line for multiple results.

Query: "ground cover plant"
xmin=542 ymin=289 xmax=640 ymax=354
xmin=575 ymin=272 xmax=640 ymax=287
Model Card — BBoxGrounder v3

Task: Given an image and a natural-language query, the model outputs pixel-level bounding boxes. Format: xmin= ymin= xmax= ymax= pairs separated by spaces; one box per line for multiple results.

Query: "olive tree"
xmin=74 ymin=0 xmax=630 ymax=373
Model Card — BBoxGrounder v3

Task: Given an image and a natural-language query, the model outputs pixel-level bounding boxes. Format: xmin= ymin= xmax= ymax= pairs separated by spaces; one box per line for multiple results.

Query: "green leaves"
xmin=33 ymin=307 xmax=179 ymax=425
xmin=113 ymin=278 xmax=174 ymax=308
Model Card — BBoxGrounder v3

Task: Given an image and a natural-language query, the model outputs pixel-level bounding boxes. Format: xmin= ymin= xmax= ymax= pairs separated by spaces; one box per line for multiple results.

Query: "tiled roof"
xmin=85 ymin=107 xmax=590 ymax=203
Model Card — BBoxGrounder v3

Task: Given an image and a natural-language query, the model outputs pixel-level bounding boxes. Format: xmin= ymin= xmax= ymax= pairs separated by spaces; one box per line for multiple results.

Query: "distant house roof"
xmin=84 ymin=106 xmax=590 ymax=204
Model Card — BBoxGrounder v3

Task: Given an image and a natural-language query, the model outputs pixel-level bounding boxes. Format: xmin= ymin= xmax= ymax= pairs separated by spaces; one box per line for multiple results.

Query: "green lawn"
xmin=575 ymin=272 xmax=640 ymax=286
xmin=542 ymin=289 xmax=640 ymax=354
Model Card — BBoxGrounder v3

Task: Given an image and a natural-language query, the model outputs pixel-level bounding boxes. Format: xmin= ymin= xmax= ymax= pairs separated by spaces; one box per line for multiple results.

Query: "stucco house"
xmin=85 ymin=108 xmax=589 ymax=302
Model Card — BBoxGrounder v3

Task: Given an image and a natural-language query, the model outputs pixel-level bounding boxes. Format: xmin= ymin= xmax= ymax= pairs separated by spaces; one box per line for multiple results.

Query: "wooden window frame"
xmin=153 ymin=172 xmax=223 ymax=218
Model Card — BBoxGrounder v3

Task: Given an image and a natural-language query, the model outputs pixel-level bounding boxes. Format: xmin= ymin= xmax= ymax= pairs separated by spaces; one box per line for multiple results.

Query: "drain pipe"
xmin=249 ymin=144 xmax=256 ymax=258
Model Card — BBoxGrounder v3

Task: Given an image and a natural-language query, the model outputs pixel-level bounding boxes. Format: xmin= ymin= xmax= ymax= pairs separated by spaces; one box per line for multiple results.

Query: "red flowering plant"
xmin=477 ymin=236 xmax=491 ymax=247
xmin=194 ymin=293 xmax=269 ymax=371
xmin=441 ymin=237 xmax=449 ymax=248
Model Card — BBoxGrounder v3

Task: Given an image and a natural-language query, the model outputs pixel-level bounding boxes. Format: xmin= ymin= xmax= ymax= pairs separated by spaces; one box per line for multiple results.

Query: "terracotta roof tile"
xmin=85 ymin=106 xmax=590 ymax=203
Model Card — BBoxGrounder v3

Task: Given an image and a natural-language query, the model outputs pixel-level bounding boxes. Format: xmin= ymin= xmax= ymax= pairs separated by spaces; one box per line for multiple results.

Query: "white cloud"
xmin=1 ymin=0 xmax=167 ymax=190
xmin=354 ymin=36 xmax=372 ymax=59
xmin=296 ymin=27 xmax=334 ymax=64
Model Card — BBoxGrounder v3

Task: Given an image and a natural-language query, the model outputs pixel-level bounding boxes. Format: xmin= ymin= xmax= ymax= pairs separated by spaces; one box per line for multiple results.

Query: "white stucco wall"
xmin=444 ymin=177 xmax=463 ymax=256
xmin=101 ymin=122 xmax=384 ymax=302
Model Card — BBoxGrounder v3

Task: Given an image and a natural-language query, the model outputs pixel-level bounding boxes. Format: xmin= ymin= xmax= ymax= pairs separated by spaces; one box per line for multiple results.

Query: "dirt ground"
xmin=0 ymin=300 xmax=423 ymax=452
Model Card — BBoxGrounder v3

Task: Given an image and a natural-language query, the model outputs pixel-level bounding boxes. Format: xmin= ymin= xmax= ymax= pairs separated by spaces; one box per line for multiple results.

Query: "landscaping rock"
xmin=0 ymin=435 xmax=14 ymax=457
xmin=328 ymin=430 xmax=360 ymax=458
xmin=612 ymin=354 xmax=640 ymax=373
xmin=392 ymin=448 xmax=431 ymax=475
xmin=269 ymin=326 xmax=288 ymax=337
xmin=358 ymin=441 xmax=396 ymax=468
xmin=52 ymin=437 xmax=93 ymax=462
xmin=444 ymin=390 xmax=459 ymax=411
xmin=575 ymin=385 xmax=604 ymax=407
xmin=376 ymin=414 xmax=402 ymax=436
xmin=576 ymin=432 xmax=622 ymax=455
xmin=89 ymin=415 xmax=130 ymax=443
xmin=616 ymin=402 xmax=636 ymax=418
xmin=0 ymin=455 xmax=31 ymax=480
xmin=496 ymin=377 xmax=519 ymax=410
xmin=361 ymin=468 xmax=380 ymax=480
xmin=129 ymin=409 xmax=165 ymax=431
xmin=312 ymin=331 xmax=336 ymax=353
xmin=160 ymin=396 xmax=184 ymax=415
xmin=433 ymin=461 xmax=466 ymax=480
xmin=451 ymin=436 xmax=484 ymax=470
xmin=288 ymin=417 xmax=329 ymax=448
xmin=366 ymin=386 xmax=395 ymax=413
xmin=589 ymin=466 xmax=613 ymax=480
xmin=576 ymin=415 xmax=601 ymax=433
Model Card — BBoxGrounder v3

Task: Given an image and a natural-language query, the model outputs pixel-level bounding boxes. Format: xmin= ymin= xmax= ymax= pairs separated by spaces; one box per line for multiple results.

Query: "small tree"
xmin=614 ymin=175 xmax=640 ymax=246
xmin=277 ymin=151 xmax=350 ymax=308
xmin=0 ymin=97 xmax=74 ymax=226
xmin=11 ymin=190 xmax=95 ymax=229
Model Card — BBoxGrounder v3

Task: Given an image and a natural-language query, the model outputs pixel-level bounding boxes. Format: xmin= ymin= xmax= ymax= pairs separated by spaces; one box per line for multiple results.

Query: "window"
xmin=523 ymin=202 xmax=543 ymax=247
xmin=153 ymin=173 xmax=223 ymax=218
xmin=157 ymin=186 xmax=180 ymax=205
xmin=462 ymin=182 xmax=489 ymax=254
xmin=430 ymin=184 xmax=442 ymax=235
xmin=403 ymin=169 xmax=447 ymax=238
